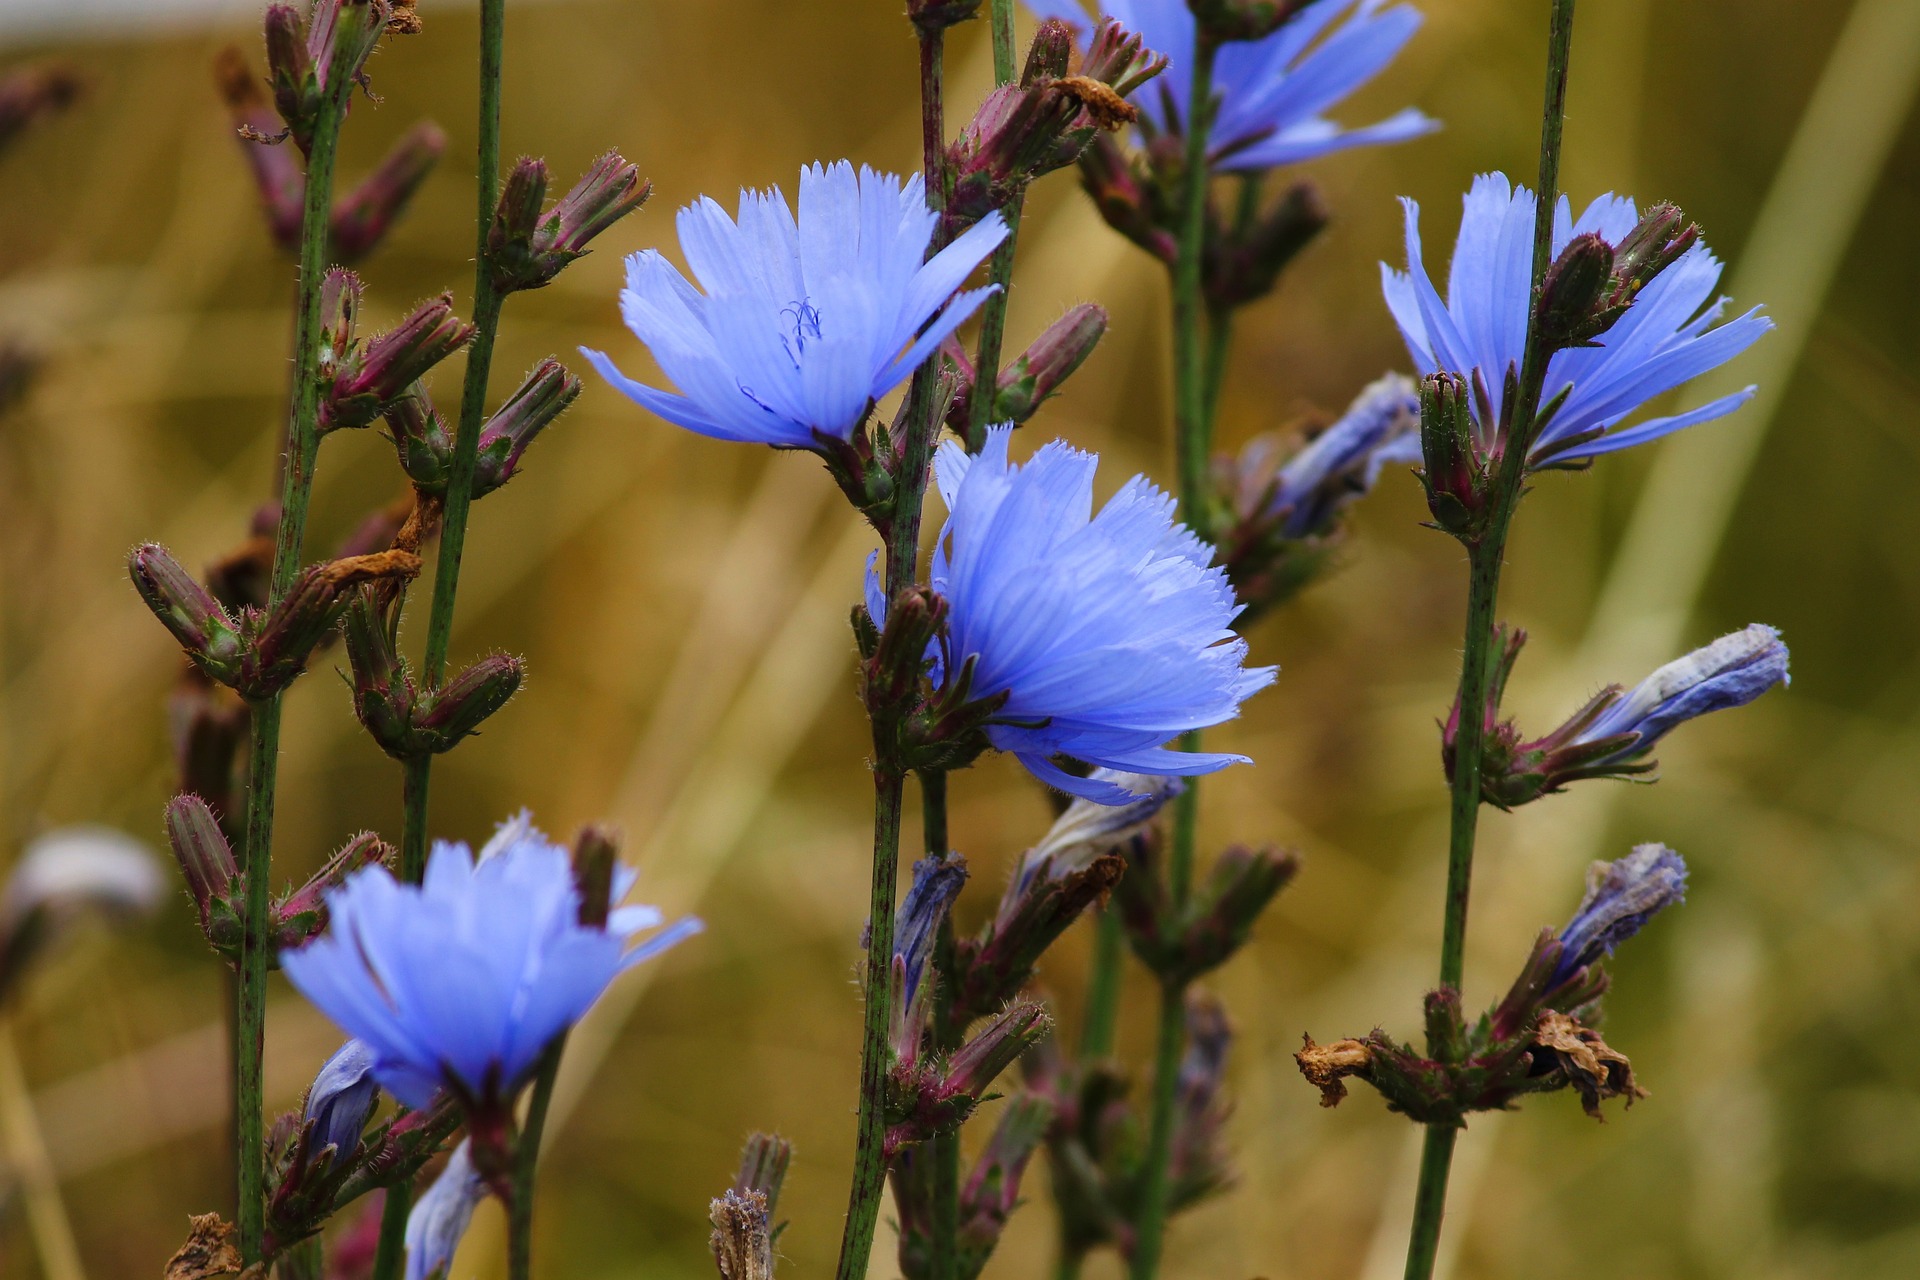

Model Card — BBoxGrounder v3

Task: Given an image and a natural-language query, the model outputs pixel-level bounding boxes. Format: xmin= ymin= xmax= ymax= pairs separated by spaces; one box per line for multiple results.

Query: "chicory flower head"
xmin=1549 ymin=843 xmax=1688 ymax=988
xmin=1577 ymin=623 xmax=1790 ymax=765
xmin=582 ymin=161 xmax=1007 ymax=448
xmin=1383 ymin=172 xmax=1773 ymax=464
xmin=281 ymin=813 xmax=700 ymax=1113
xmin=405 ymin=1139 xmax=486 ymax=1280
xmin=303 ymin=1039 xmax=379 ymax=1171
xmin=1026 ymin=0 xmax=1436 ymax=169
xmin=876 ymin=427 xmax=1274 ymax=804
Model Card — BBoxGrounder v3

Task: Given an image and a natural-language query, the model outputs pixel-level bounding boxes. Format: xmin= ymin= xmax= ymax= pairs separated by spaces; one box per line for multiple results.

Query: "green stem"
xmin=965 ymin=0 xmax=1024 ymax=455
xmin=234 ymin=90 xmax=346 ymax=1266
xmin=369 ymin=1183 xmax=410 ymax=1280
xmin=1170 ymin=35 xmax=1219 ymax=538
xmin=1080 ymin=906 xmax=1124 ymax=1059
xmin=1056 ymin=1247 xmax=1088 ymax=1280
xmin=833 ymin=769 xmax=906 ymax=1280
xmin=1200 ymin=175 xmax=1261 ymax=423
xmin=1402 ymin=4 xmax=1577 ymax=1277
xmin=400 ymin=753 xmax=431 ymax=882
xmin=508 ymin=1041 xmax=566 ymax=1280
xmin=1128 ymin=980 xmax=1185 ymax=1280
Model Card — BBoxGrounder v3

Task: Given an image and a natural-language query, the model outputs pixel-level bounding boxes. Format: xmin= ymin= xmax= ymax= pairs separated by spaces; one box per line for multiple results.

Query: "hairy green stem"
xmin=508 ymin=1041 xmax=566 ymax=1280
xmin=1080 ymin=906 xmax=1124 ymax=1058
xmin=234 ymin=89 xmax=346 ymax=1264
xmin=400 ymin=754 xmax=431 ymax=882
xmin=965 ymin=0 xmax=1024 ymax=455
xmin=369 ymin=1184 xmax=410 ymax=1280
xmin=1401 ymin=3 xmax=1577 ymax=1277
xmin=834 ymin=769 xmax=906 ymax=1280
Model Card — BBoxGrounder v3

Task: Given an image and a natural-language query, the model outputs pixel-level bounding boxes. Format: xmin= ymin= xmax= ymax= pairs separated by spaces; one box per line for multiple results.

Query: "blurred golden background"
xmin=1 ymin=0 xmax=1918 ymax=1276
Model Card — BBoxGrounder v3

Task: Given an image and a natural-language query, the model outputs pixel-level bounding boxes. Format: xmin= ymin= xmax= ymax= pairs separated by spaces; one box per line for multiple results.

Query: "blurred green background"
xmin=1 ymin=0 xmax=1917 ymax=1276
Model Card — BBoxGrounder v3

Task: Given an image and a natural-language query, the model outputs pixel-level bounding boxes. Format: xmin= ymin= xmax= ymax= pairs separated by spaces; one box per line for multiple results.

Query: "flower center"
xmin=780 ymin=299 xmax=823 ymax=365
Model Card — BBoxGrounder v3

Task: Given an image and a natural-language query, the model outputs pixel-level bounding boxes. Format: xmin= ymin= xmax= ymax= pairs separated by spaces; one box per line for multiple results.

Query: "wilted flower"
xmin=876 ymin=429 xmax=1273 ymax=803
xmin=1549 ymin=843 xmax=1688 ymax=987
xmin=280 ymin=813 xmax=700 ymax=1114
xmin=1383 ymin=172 xmax=1773 ymax=464
xmin=405 ymin=1139 xmax=486 ymax=1280
xmin=1 ymin=827 xmax=161 ymax=1001
xmin=303 ymin=1040 xmax=379 ymax=1170
xmin=1028 ymin=0 xmax=1436 ymax=169
xmin=582 ymin=161 xmax=1007 ymax=448
xmin=889 ymin=853 xmax=968 ymax=1062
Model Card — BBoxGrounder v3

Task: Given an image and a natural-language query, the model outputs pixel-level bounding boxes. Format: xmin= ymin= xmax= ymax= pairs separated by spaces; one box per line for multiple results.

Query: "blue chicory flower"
xmin=1265 ymin=371 xmax=1421 ymax=537
xmin=582 ymin=161 xmax=1007 ymax=447
xmin=1549 ymin=843 xmax=1688 ymax=987
xmin=872 ymin=427 xmax=1274 ymax=804
xmin=1578 ymin=624 xmax=1790 ymax=765
xmin=405 ymin=1139 xmax=486 ymax=1280
xmin=1026 ymin=0 xmax=1437 ymax=169
xmin=280 ymin=813 xmax=700 ymax=1112
xmin=1383 ymin=172 xmax=1774 ymax=464
xmin=303 ymin=1039 xmax=379 ymax=1169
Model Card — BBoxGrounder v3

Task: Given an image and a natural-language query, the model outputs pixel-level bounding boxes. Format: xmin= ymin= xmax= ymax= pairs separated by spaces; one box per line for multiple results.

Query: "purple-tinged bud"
xmin=325 ymin=294 xmax=474 ymax=432
xmin=1079 ymin=132 xmax=1177 ymax=266
xmin=129 ymin=544 xmax=246 ymax=682
xmin=213 ymin=47 xmax=303 ymax=251
xmin=275 ymin=832 xmax=392 ymax=950
xmin=990 ymin=305 xmax=1107 ymax=425
xmin=332 ymin=120 xmax=446 ymax=263
xmin=1537 ymin=232 xmax=1616 ymax=351
xmin=1177 ymin=844 xmax=1298 ymax=980
xmin=955 ymin=1092 xmax=1053 ymax=1274
xmin=319 ymin=266 xmax=362 ymax=357
xmin=1610 ymin=202 xmax=1697 ymax=299
xmin=1548 ymin=844 xmax=1687 ymax=988
xmin=1203 ymin=180 xmax=1328 ymax=312
xmin=302 ymin=1040 xmax=379 ymax=1171
xmin=262 ymin=4 xmax=315 ymax=141
xmin=1023 ymin=19 xmax=1075 ymax=83
xmin=382 ymin=387 xmax=455 ymax=492
xmin=304 ymin=0 xmax=388 ymax=107
xmin=907 ymin=0 xmax=985 ymax=33
xmin=1188 ymin=0 xmax=1311 ymax=42
xmin=405 ymin=1141 xmax=487 ymax=1278
xmin=730 ymin=1132 xmax=792 ymax=1209
xmin=1417 ymin=370 xmax=1492 ymax=542
xmin=164 ymin=794 xmax=241 ymax=948
xmin=888 ymin=854 xmax=968 ymax=1064
xmin=472 ymin=359 xmax=581 ymax=497
xmin=0 ymin=63 xmax=81 ymax=156
xmin=488 ymin=153 xmax=650 ymax=293
xmin=941 ymin=1000 xmax=1051 ymax=1104
xmin=571 ymin=825 xmax=620 ymax=929
xmin=414 ymin=654 xmax=523 ymax=750
xmin=252 ymin=550 xmax=421 ymax=697
xmin=1081 ymin=18 xmax=1169 ymax=100
xmin=343 ymin=587 xmax=414 ymax=756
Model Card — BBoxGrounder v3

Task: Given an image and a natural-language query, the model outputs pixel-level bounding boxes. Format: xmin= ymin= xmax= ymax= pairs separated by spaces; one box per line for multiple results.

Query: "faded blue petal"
xmin=931 ymin=428 xmax=1274 ymax=803
xmin=1581 ymin=624 xmax=1790 ymax=760
xmin=588 ymin=161 xmax=1006 ymax=447
xmin=406 ymin=1139 xmax=486 ymax=1280
xmin=280 ymin=815 xmax=698 ymax=1111
xmin=1383 ymin=172 xmax=1773 ymax=462
xmin=1550 ymin=844 xmax=1688 ymax=987
xmin=1269 ymin=371 xmax=1420 ymax=536
xmin=896 ymin=855 xmax=967 ymax=1011
xmin=1028 ymin=0 xmax=1436 ymax=170
xmin=303 ymin=1039 xmax=379 ymax=1170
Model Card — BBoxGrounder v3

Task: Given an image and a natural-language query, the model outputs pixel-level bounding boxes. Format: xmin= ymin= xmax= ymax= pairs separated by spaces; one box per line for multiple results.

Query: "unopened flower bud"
xmin=382 ymin=386 xmax=455 ymax=491
xmin=1170 ymin=992 xmax=1233 ymax=1204
xmin=262 ymin=5 xmax=315 ymax=140
xmin=488 ymin=153 xmax=650 ymax=293
xmin=325 ymin=294 xmax=474 ymax=432
xmin=275 ymin=832 xmax=391 ymax=949
xmin=988 ymin=304 xmax=1107 ymax=425
xmin=472 ymin=359 xmax=581 ymax=496
xmin=1203 ymin=181 xmax=1329 ymax=313
xmin=1548 ymin=844 xmax=1687 ymax=988
xmin=1537 ymin=231 xmax=1616 ymax=350
xmin=302 ymin=1040 xmax=379 ymax=1170
xmin=414 ymin=654 xmax=523 ymax=751
xmin=1078 ymin=131 xmax=1177 ymax=264
xmin=942 ymin=1000 xmax=1050 ymax=1103
xmin=164 ymin=794 xmax=241 ymax=947
xmin=1080 ymin=17 xmax=1169 ymax=99
xmin=129 ymin=544 xmax=245 ymax=682
xmin=864 ymin=578 xmax=945 ymax=718
xmin=253 ymin=551 xmax=421 ymax=697
xmin=1609 ymin=202 xmax=1697 ymax=300
xmin=1188 ymin=0 xmax=1311 ymax=42
xmin=332 ymin=120 xmax=446 ymax=262
xmin=1023 ymin=19 xmax=1075 ymax=84
xmin=1178 ymin=844 xmax=1299 ymax=980
xmin=955 ymin=1092 xmax=1053 ymax=1273
xmin=213 ymin=47 xmax=302 ymax=250
xmin=571 ymin=825 xmax=620 ymax=929
xmin=730 ymin=1131 xmax=792 ymax=1210
xmin=1417 ymin=370 xmax=1490 ymax=541
xmin=907 ymin=0 xmax=985 ymax=33
xmin=406 ymin=1141 xmax=487 ymax=1279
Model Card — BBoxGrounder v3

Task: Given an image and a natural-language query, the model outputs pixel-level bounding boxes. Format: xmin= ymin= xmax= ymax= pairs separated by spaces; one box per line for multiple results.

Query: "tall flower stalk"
xmin=1400 ymin=7 xmax=1575 ymax=1273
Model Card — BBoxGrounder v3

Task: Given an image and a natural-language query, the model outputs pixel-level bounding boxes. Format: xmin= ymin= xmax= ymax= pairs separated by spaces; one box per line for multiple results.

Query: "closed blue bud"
xmin=582 ymin=161 xmax=1007 ymax=448
xmin=897 ymin=855 xmax=967 ymax=1015
xmin=882 ymin=427 xmax=1274 ymax=805
xmin=405 ymin=1139 xmax=486 ymax=1280
xmin=1550 ymin=844 xmax=1688 ymax=987
xmin=1267 ymin=371 xmax=1422 ymax=537
xmin=1026 ymin=0 xmax=1437 ymax=169
xmin=1578 ymin=624 xmax=1790 ymax=765
xmin=280 ymin=812 xmax=701 ymax=1113
xmin=303 ymin=1039 xmax=379 ymax=1170
xmin=1383 ymin=173 xmax=1774 ymax=465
